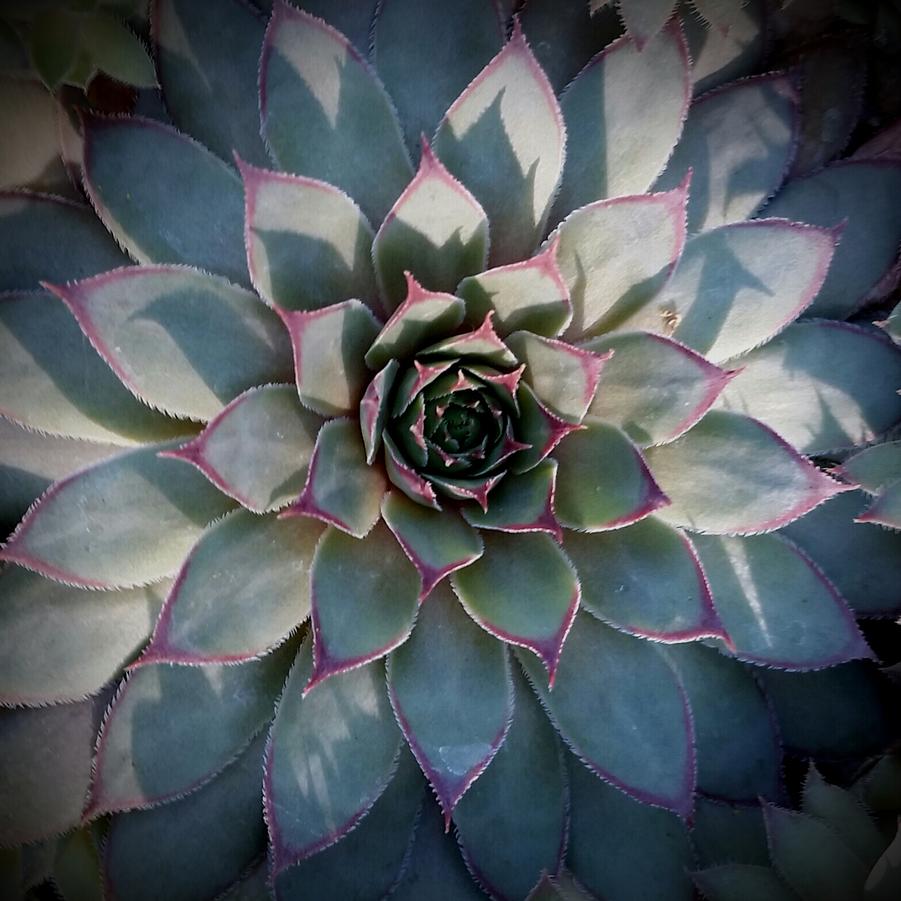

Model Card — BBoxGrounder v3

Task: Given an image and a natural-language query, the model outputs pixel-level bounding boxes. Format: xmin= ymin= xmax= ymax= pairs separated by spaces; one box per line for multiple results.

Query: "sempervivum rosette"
xmin=1 ymin=1 xmax=901 ymax=900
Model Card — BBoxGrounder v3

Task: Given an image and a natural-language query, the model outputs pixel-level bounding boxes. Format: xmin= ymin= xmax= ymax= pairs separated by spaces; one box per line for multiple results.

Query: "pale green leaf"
xmin=79 ymin=13 xmax=157 ymax=87
xmin=266 ymin=636 xmax=401 ymax=871
xmin=693 ymin=798 xmax=769 ymax=867
xmin=87 ymin=644 xmax=293 ymax=816
xmin=434 ymin=23 xmax=565 ymax=265
xmin=693 ymin=865 xmax=800 ymax=901
xmin=617 ymin=0 xmax=678 ymax=48
xmin=840 ymin=442 xmax=901 ymax=494
xmin=260 ymin=0 xmax=413 ymax=227
xmin=240 ymin=159 xmax=378 ymax=312
xmin=553 ymin=23 xmax=690 ymax=222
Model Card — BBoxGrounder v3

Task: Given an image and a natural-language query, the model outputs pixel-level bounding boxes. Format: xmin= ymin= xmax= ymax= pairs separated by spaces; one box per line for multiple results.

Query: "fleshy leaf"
xmin=382 ymin=491 xmax=484 ymax=601
xmin=867 ymin=826 xmax=901 ymax=901
xmin=782 ymin=490 xmax=901 ymax=616
xmin=692 ymin=865 xmax=799 ymax=901
xmin=287 ymin=0 xmax=375 ymax=55
xmin=762 ymin=160 xmax=901 ymax=319
xmin=763 ymin=803 xmax=869 ymax=901
xmin=462 ymin=460 xmax=562 ymax=540
xmin=790 ymin=40 xmax=866 ymax=178
xmin=617 ymin=0 xmax=677 ymax=49
xmin=0 ymin=568 xmax=165 ymax=706
xmin=373 ymin=0 xmax=503 ymax=154
xmin=454 ymin=669 xmax=567 ymax=900
xmin=139 ymin=511 xmax=321 ymax=666
xmin=684 ymin=0 xmax=765 ymax=95
xmin=274 ymin=747 xmax=423 ymax=900
xmin=718 ymin=321 xmax=901 ymax=454
xmin=86 ymin=644 xmax=292 ymax=817
xmin=585 ymin=331 xmax=733 ymax=445
xmin=279 ymin=299 xmax=381 ymax=417
xmin=260 ymin=1 xmax=413 ymax=227
xmin=853 ymin=120 xmax=901 ymax=161
xmin=693 ymin=533 xmax=872 ymax=670
xmin=265 ymin=637 xmax=402 ymax=872
xmin=0 ymin=193 xmax=128 ymax=291
xmin=239 ymin=158 xmax=378 ymax=312
xmin=566 ymin=754 xmax=694 ymax=900
xmin=857 ymin=483 xmax=901 ymax=531
xmin=434 ymin=21 xmax=565 ymax=265
xmin=53 ymin=827 xmax=102 ymax=901
xmin=628 ymin=219 xmax=837 ymax=363
xmin=552 ymin=23 xmax=690 ymax=222
xmin=373 ymin=143 xmax=489 ymax=310
xmin=391 ymin=798 xmax=485 ymax=900
xmin=565 ymin=517 xmax=724 ymax=642
xmin=0 ymin=696 xmax=102 ymax=846
xmin=365 ymin=274 xmax=465 ymax=369
xmin=456 ymin=237 xmax=572 ymax=338
xmin=154 ymin=0 xmax=269 ymax=166
xmin=419 ymin=312 xmax=518 ymax=368
xmin=47 ymin=265 xmax=293 ymax=421
xmin=283 ymin=418 xmax=385 ymax=538
xmin=452 ymin=531 xmax=579 ymax=686
xmin=551 ymin=184 xmax=689 ymax=339
xmin=307 ymin=522 xmax=420 ymax=688
xmin=803 ymin=767 xmax=884 ymax=868
xmin=360 ymin=360 xmax=398 ymax=464
xmin=664 ymin=643 xmax=780 ymax=801
xmin=82 ymin=115 xmax=249 ymax=287
xmin=839 ymin=441 xmax=901 ymax=494
xmin=511 ymin=383 xmax=582 ymax=473
xmin=0 ymin=419 xmax=119 ymax=534
xmin=104 ymin=732 xmax=266 ymax=901
xmin=429 ymin=472 xmax=505 ymax=511
xmin=506 ymin=331 xmax=608 ymax=422
xmin=383 ymin=431 xmax=442 ymax=509
xmin=165 ymin=384 xmax=322 ymax=513
xmin=519 ymin=612 xmax=695 ymax=817
xmin=758 ymin=663 xmax=892 ymax=758
xmin=554 ymin=421 xmax=670 ymax=531
xmin=656 ymin=73 xmax=799 ymax=233
xmin=0 ymin=442 xmax=235 ymax=589
xmin=388 ymin=581 xmax=512 ymax=825
xmin=0 ymin=78 xmax=73 ymax=196
xmin=0 ymin=292 xmax=188 ymax=445
xmin=645 ymin=410 xmax=845 ymax=534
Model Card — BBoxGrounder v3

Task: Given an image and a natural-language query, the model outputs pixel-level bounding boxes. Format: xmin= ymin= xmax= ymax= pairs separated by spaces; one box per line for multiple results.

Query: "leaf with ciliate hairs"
xmin=104 ymin=731 xmax=268 ymax=901
xmin=47 ymin=266 xmax=293 ymax=421
xmin=434 ymin=21 xmax=565 ymax=266
xmin=454 ymin=668 xmax=567 ymax=900
xmin=86 ymin=642 xmax=294 ymax=817
xmin=565 ymin=517 xmax=725 ymax=643
xmin=82 ymin=115 xmax=249 ymax=287
xmin=154 ymin=0 xmax=269 ymax=167
xmin=717 ymin=322 xmax=901 ymax=455
xmin=0 ymin=442 xmax=235 ymax=589
xmin=239 ymin=158 xmax=379 ymax=313
xmin=551 ymin=182 xmax=689 ymax=339
xmin=763 ymin=160 xmax=901 ymax=319
xmin=373 ymin=141 xmax=488 ymax=311
xmin=645 ymin=410 xmax=846 ymax=535
xmin=0 ymin=192 xmax=127 ymax=291
xmin=138 ymin=510 xmax=322 ymax=666
xmin=306 ymin=522 xmax=420 ymax=689
xmin=656 ymin=73 xmax=800 ymax=234
xmin=453 ymin=531 xmax=580 ymax=686
xmin=265 ymin=636 xmax=402 ymax=874
xmin=373 ymin=0 xmax=503 ymax=155
xmin=553 ymin=22 xmax=690 ymax=223
xmin=165 ymin=384 xmax=322 ymax=513
xmin=519 ymin=612 xmax=695 ymax=818
xmin=260 ymin=1 xmax=413 ymax=227
xmin=0 ymin=295 xmax=185 ymax=446
xmin=565 ymin=752 xmax=694 ymax=900
xmin=388 ymin=581 xmax=512 ymax=825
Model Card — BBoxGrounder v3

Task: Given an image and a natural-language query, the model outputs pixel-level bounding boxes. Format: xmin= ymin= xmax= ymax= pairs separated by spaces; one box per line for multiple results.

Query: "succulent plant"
xmin=1 ymin=1 xmax=901 ymax=899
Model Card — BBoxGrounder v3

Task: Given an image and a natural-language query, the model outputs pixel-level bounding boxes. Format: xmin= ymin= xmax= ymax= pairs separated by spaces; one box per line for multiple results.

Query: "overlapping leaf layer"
xmin=1 ymin=1 xmax=900 ymax=899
